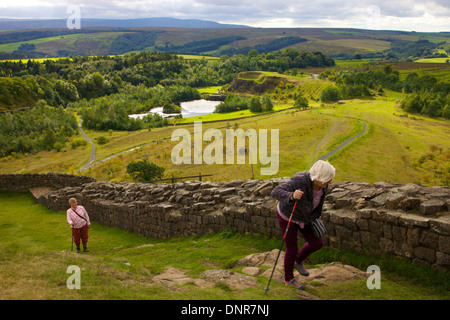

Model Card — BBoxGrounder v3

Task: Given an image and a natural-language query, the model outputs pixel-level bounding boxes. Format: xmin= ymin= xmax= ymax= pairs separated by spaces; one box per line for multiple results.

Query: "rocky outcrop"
xmin=0 ymin=173 xmax=448 ymax=271
xmin=141 ymin=250 xmax=369 ymax=299
xmin=228 ymin=72 xmax=291 ymax=94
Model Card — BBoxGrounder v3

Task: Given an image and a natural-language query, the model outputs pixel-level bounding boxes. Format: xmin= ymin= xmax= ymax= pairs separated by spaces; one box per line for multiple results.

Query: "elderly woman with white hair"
xmin=271 ymin=160 xmax=336 ymax=290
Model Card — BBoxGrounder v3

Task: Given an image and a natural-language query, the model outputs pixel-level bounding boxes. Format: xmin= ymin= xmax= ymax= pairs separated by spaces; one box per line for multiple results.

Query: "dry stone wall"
xmin=0 ymin=173 xmax=449 ymax=272
xmin=0 ymin=173 xmax=95 ymax=192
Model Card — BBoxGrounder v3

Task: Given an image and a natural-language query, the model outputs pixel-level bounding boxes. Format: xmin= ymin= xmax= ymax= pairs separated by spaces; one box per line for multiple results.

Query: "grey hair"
xmin=309 ymin=160 xmax=335 ymax=183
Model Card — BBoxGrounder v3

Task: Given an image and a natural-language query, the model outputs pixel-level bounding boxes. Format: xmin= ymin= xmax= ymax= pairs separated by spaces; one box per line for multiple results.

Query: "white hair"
xmin=309 ymin=160 xmax=335 ymax=183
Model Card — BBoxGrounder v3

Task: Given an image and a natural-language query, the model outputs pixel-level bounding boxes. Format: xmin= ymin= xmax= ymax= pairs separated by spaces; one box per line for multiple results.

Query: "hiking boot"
xmin=285 ymin=278 xmax=305 ymax=290
xmin=76 ymin=247 xmax=81 ymax=254
xmin=83 ymin=246 xmax=89 ymax=252
xmin=294 ymin=262 xmax=309 ymax=276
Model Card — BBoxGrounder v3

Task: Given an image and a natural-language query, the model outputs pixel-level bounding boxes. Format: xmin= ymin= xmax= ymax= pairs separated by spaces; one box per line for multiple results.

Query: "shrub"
xmin=71 ymin=138 xmax=87 ymax=149
xmin=97 ymin=136 xmax=108 ymax=145
xmin=126 ymin=160 xmax=165 ymax=182
xmin=249 ymin=96 xmax=262 ymax=112
xmin=320 ymin=86 xmax=340 ymax=103
xmin=294 ymin=96 xmax=309 ymax=109
xmin=261 ymin=95 xmax=274 ymax=112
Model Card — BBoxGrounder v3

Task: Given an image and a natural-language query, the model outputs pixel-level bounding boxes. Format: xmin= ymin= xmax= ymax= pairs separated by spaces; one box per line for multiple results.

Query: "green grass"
xmin=1 ymin=66 xmax=449 ymax=185
xmin=196 ymin=86 xmax=223 ymax=94
xmin=0 ymin=192 xmax=287 ymax=299
xmin=179 ymin=55 xmax=219 ymax=61
xmin=415 ymin=58 xmax=450 ymax=63
xmin=0 ymin=192 xmax=448 ymax=300
xmin=172 ymin=102 xmax=293 ymax=124
xmin=0 ymin=32 xmax=126 ymax=56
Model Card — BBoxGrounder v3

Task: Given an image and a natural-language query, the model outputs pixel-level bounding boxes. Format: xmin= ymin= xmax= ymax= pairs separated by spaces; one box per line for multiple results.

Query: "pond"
xmin=129 ymin=99 xmax=222 ymax=120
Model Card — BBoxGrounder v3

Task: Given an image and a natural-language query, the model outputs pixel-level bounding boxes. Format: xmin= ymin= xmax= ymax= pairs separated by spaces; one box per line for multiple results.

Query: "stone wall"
xmin=1 ymin=173 xmax=449 ymax=272
xmin=0 ymin=173 xmax=96 ymax=192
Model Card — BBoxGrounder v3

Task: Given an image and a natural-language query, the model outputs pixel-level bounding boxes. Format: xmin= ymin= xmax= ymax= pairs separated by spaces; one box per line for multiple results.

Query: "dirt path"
xmin=76 ymin=108 xmax=366 ymax=173
xmin=76 ymin=119 xmax=96 ymax=173
xmin=317 ymin=119 xmax=367 ymax=161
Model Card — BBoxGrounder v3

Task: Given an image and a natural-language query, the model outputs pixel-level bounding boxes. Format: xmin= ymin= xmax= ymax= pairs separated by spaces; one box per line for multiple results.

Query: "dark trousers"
xmin=72 ymin=224 xmax=89 ymax=247
xmin=276 ymin=210 xmax=323 ymax=281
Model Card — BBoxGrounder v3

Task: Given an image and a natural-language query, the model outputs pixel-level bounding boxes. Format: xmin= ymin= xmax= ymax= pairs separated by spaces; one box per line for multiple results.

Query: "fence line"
xmin=146 ymin=172 xmax=213 ymax=183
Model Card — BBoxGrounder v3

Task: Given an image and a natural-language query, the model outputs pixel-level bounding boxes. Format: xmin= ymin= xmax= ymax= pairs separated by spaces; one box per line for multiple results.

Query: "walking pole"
xmin=71 ymin=232 xmax=74 ymax=252
xmin=264 ymin=200 xmax=298 ymax=294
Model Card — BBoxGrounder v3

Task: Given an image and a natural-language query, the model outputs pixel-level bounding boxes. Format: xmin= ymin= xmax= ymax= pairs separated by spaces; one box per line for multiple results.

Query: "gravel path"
xmin=76 ymin=108 xmax=367 ymax=172
xmin=317 ymin=119 xmax=367 ymax=161
xmin=76 ymin=119 xmax=96 ymax=173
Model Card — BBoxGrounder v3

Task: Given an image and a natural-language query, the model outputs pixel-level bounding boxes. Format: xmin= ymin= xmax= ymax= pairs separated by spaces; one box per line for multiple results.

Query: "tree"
xmin=294 ymin=96 xmax=309 ymax=109
xmin=249 ymin=96 xmax=262 ymax=112
xmin=248 ymin=49 xmax=259 ymax=57
xmin=320 ymin=86 xmax=340 ymax=103
xmin=261 ymin=95 xmax=273 ymax=112
xmin=126 ymin=160 xmax=165 ymax=182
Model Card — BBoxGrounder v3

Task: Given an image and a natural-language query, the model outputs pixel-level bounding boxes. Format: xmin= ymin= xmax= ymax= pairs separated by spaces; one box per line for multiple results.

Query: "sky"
xmin=0 ymin=0 xmax=449 ymax=32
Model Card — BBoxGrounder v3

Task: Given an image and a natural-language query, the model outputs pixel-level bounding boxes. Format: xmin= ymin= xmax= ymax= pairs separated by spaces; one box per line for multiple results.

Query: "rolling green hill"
xmin=1 ymin=27 xmax=449 ymax=60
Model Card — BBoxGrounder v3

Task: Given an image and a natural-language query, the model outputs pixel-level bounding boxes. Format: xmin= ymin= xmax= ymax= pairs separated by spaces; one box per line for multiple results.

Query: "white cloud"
xmin=0 ymin=0 xmax=449 ymax=31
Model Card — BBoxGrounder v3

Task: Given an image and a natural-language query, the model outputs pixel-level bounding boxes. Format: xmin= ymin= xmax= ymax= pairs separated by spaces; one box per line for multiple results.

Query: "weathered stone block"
xmin=382 ymin=224 xmax=393 ymax=239
xmin=219 ymin=187 xmax=236 ymax=196
xmin=419 ymin=230 xmax=439 ymax=249
xmin=438 ymin=235 xmax=450 ymax=254
xmin=420 ymin=200 xmax=446 ymax=216
xmin=373 ymin=210 xmax=402 ymax=224
xmin=413 ymin=246 xmax=436 ymax=263
xmin=399 ymin=213 xmax=429 ymax=228
xmin=368 ymin=220 xmax=383 ymax=236
xmin=436 ymin=252 xmax=450 ymax=267
xmin=334 ymin=197 xmax=354 ymax=209
xmin=394 ymin=242 xmax=414 ymax=258
xmin=250 ymin=215 xmax=265 ymax=227
xmin=356 ymin=218 xmax=369 ymax=231
xmin=406 ymin=228 xmax=421 ymax=246
xmin=356 ymin=208 xmax=375 ymax=219
xmin=392 ymin=226 xmax=407 ymax=242
xmin=329 ymin=211 xmax=348 ymax=225
xmin=360 ymin=231 xmax=379 ymax=247
xmin=379 ymin=238 xmax=394 ymax=253
xmin=335 ymin=225 xmax=352 ymax=240
xmin=370 ymin=193 xmax=389 ymax=207
xmin=399 ymin=197 xmax=422 ymax=212
xmin=429 ymin=216 xmax=450 ymax=236
xmin=343 ymin=214 xmax=358 ymax=231
xmin=385 ymin=192 xmax=405 ymax=209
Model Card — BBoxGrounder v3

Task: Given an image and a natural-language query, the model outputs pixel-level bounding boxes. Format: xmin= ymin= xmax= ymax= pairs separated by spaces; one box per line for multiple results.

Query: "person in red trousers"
xmin=271 ymin=160 xmax=335 ymax=290
xmin=67 ymin=198 xmax=91 ymax=253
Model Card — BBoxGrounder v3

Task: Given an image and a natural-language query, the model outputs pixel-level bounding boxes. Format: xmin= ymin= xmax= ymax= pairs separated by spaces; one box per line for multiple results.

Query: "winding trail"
xmin=317 ymin=119 xmax=367 ymax=161
xmin=79 ymin=138 xmax=172 ymax=172
xmin=76 ymin=108 xmax=367 ymax=173
xmin=76 ymin=119 xmax=96 ymax=173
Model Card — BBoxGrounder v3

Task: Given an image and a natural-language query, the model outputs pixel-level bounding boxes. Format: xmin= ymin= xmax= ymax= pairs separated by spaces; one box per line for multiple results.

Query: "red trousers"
xmin=276 ymin=210 xmax=323 ymax=281
xmin=72 ymin=224 xmax=89 ymax=247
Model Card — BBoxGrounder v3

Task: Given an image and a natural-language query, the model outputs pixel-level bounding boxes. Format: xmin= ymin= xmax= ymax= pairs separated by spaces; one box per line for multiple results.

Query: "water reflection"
xmin=129 ymin=99 xmax=221 ymax=119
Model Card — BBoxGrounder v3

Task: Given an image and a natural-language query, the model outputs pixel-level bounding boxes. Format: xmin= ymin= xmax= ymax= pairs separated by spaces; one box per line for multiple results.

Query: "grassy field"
xmin=2 ymin=27 xmax=448 ymax=60
xmin=0 ymin=192 xmax=447 ymax=300
xmin=317 ymin=92 xmax=450 ymax=185
xmin=0 ymin=32 xmax=128 ymax=56
xmin=415 ymin=58 xmax=450 ymax=63
xmin=1 ymin=66 xmax=449 ymax=185
xmin=0 ymin=60 xmax=449 ymax=186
